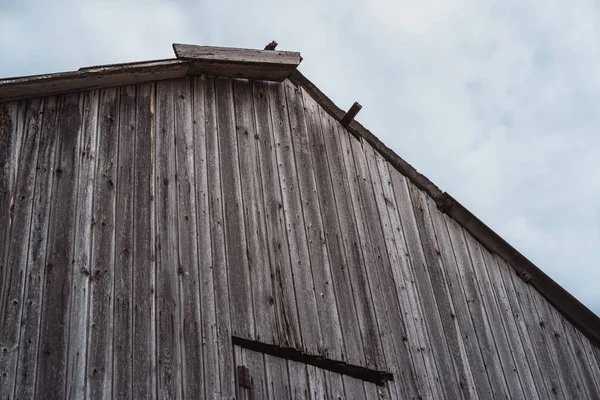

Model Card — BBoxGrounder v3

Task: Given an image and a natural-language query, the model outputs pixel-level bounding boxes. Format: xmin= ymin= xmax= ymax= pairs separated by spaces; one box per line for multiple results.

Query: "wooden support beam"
xmin=341 ymin=102 xmax=362 ymax=127
xmin=232 ymin=336 xmax=393 ymax=386
xmin=173 ymin=44 xmax=301 ymax=81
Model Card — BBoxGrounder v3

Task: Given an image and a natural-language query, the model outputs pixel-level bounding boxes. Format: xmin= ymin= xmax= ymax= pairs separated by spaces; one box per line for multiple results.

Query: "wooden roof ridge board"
xmin=0 ymin=43 xmax=598 ymax=348
xmin=288 ymin=69 xmax=600 ymax=349
xmin=0 ymin=44 xmax=302 ymax=102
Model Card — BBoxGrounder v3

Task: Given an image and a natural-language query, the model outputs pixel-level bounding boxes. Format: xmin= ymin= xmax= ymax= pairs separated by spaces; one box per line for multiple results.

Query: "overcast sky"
xmin=1 ymin=0 xmax=598 ymax=316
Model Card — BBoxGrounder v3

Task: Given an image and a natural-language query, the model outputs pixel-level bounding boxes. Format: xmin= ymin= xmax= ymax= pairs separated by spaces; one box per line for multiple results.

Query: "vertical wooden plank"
xmin=233 ymin=346 xmax=247 ymax=400
xmin=215 ymin=77 xmax=254 ymax=340
xmin=232 ymin=78 xmax=277 ymax=344
xmin=294 ymin=87 xmax=344 ymax=360
xmin=268 ymin=81 xmax=321 ymax=354
xmin=173 ymin=77 xmax=205 ymax=398
xmin=154 ymin=80 xmax=183 ymax=399
xmin=444 ymin=217 xmax=513 ymax=398
xmin=132 ymin=82 xmax=157 ymax=399
xmin=0 ymin=101 xmax=21 ymax=316
xmin=112 ymin=85 xmax=136 ymax=398
xmin=241 ymin=348 xmax=268 ymax=400
xmin=391 ymin=171 xmax=464 ymax=400
xmin=342 ymin=376 xmax=367 ymax=400
xmin=317 ymin=101 xmax=383 ymax=369
xmin=427 ymin=204 xmax=495 ymax=399
xmin=206 ymin=77 xmax=235 ymax=399
xmin=35 ymin=92 xmax=83 ymax=398
xmin=364 ymin=143 xmax=439 ymax=399
xmin=12 ymin=97 xmax=58 ymax=400
xmin=86 ymin=88 xmax=118 ymax=399
xmin=485 ymin=253 xmax=542 ymax=398
xmin=464 ymin=236 xmax=526 ymax=399
xmin=252 ymin=80 xmax=301 ymax=349
xmin=287 ymin=359 xmax=310 ymax=399
xmin=0 ymin=99 xmax=42 ymax=398
xmin=530 ymin=278 xmax=587 ymax=398
xmin=66 ymin=91 xmax=99 ymax=399
xmin=410 ymin=188 xmax=479 ymax=399
xmin=306 ymin=365 xmax=326 ymax=400
xmin=569 ymin=323 xmax=600 ymax=394
xmin=506 ymin=263 xmax=565 ymax=398
xmin=497 ymin=257 xmax=551 ymax=398
xmin=346 ymin=138 xmax=411 ymax=400
xmin=324 ymin=370 xmax=345 ymax=399
xmin=546 ymin=295 xmax=597 ymax=399
xmin=192 ymin=76 xmax=220 ymax=400
xmin=264 ymin=354 xmax=292 ymax=399
xmin=337 ymin=127 xmax=401 ymax=400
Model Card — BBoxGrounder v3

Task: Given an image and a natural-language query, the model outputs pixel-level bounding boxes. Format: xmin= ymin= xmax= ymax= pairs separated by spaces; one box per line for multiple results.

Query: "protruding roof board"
xmin=0 ymin=44 xmax=598 ymax=348
xmin=0 ymin=44 xmax=302 ymax=102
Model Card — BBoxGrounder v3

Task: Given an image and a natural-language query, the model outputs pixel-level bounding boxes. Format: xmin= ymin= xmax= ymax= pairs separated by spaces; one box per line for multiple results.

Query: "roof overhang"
xmin=0 ymin=44 xmax=302 ymax=102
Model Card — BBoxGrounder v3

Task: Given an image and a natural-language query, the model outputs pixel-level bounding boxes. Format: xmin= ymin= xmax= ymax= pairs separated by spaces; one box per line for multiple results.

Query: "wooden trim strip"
xmin=0 ymin=60 xmax=189 ymax=102
xmin=231 ymin=337 xmax=394 ymax=386
xmin=289 ymin=69 xmax=600 ymax=350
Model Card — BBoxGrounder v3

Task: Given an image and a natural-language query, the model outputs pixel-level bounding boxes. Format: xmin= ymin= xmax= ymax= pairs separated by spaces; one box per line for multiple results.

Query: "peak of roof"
xmin=1 ymin=43 xmax=599 ymax=348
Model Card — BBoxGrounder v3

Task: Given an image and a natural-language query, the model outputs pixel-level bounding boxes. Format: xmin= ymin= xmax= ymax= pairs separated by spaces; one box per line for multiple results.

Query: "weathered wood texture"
xmin=1 ymin=76 xmax=599 ymax=399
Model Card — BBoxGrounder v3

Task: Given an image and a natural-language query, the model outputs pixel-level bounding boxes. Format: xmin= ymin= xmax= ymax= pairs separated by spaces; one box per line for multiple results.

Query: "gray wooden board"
xmin=338 ymin=128 xmax=406 ymax=400
xmin=215 ymin=77 xmax=254 ymax=340
xmin=532 ymin=278 xmax=587 ymax=398
xmin=192 ymin=76 xmax=220 ymax=399
xmin=393 ymin=173 xmax=464 ymax=400
xmin=86 ymin=88 xmax=118 ymax=399
xmin=296 ymin=87 xmax=344 ymax=360
xmin=265 ymin=353 xmax=292 ymax=399
xmin=426 ymin=200 xmax=492 ymax=399
xmin=12 ymin=96 xmax=58 ymax=399
xmin=546 ymin=293 xmax=597 ymax=399
xmin=232 ymin=78 xmax=278 ymax=344
xmin=299 ymin=89 xmax=362 ymax=364
xmin=131 ymin=82 xmax=157 ymax=399
xmin=342 ymin=375 xmax=367 ymax=400
xmin=325 ymin=370 xmax=345 ymax=399
xmin=0 ymin=100 xmax=20 ymax=338
xmin=348 ymin=137 xmax=415 ymax=400
xmin=0 ymin=60 xmax=188 ymax=103
xmin=568 ymin=322 xmax=600 ymax=394
xmin=464 ymin=234 xmax=526 ymax=398
xmin=113 ymin=84 xmax=136 ymax=398
xmin=288 ymin=359 xmax=310 ymax=399
xmin=174 ymin=44 xmax=302 ymax=65
xmin=0 ymin=99 xmax=42 ymax=399
xmin=497 ymin=257 xmax=551 ymax=398
xmin=416 ymin=190 xmax=479 ymax=399
xmin=155 ymin=80 xmax=183 ymax=399
xmin=485 ymin=252 xmax=542 ymax=398
xmin=241 ymin=347 xmax=269 ymax=400
xmin=326 ymin=109 xmax=384 ymax=369
xmin=66 ymin=90 xmax=99 ymax=399
xmin=306 ymin=364 xmax=326 ymax=400
xmin=35 ymin=93 xmax=82 ymax=398
xmin=173 ymin=77 xmax=205 ymax=398
xmin=205 ymin=76 xmax=235 ymax=398
xmin=268 ymin=81 xmax=321 ymax=354
xmin=507 ymin=260 xmax=566 ymax=397
xmin=444 ymin=217 xmax=512 ymax=398
xmin=251 ymin=80 xmax=301 ymax=349
xmin=366 ymin=144 xmax=439 ymax=399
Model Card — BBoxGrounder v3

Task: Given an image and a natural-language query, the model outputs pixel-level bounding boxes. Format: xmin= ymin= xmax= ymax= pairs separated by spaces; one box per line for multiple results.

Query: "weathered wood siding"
xmin=1 ymin=76 xmax=599 ymax=399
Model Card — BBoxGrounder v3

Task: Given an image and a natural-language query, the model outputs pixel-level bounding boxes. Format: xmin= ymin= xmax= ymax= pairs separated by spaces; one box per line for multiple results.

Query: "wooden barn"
xmin=0 ymin=43 xmax=599 ymax=399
